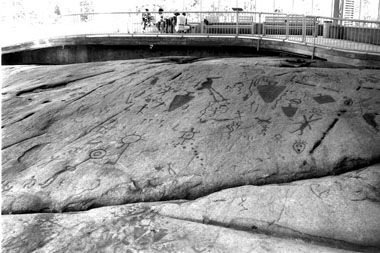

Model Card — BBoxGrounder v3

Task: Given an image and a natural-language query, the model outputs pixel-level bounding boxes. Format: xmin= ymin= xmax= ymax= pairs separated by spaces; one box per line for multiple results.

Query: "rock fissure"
xmin=155 ymin=213 xmax=380 ymax=253
xmin=309 ymin=118 xmax=340 ymax=154
xmin=15 ymin=70 xmax=115 ymax=96
xmin=2 ymin=132 xmax=47 ymax=150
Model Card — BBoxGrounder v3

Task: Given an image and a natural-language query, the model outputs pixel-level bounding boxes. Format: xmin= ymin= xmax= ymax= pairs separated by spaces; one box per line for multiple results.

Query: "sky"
xmin=1 ymin=0 xmax=379 ymax=24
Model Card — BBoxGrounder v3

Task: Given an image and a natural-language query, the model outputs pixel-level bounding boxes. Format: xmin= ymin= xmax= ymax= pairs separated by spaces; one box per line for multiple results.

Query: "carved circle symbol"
xmin=183 ymin=132 xmax=194 ymax=139
xmin=90 ymin=149 xmax=106 ymax=159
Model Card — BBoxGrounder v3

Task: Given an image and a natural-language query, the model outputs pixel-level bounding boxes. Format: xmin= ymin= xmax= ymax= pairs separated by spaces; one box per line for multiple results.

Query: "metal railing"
xmin=2 ymin=11 xmax=380 ymax=54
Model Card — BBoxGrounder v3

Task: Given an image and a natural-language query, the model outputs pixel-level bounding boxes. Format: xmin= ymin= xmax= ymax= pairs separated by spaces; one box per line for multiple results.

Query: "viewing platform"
xmin=2 ymin=11 xmax=380 ymax=66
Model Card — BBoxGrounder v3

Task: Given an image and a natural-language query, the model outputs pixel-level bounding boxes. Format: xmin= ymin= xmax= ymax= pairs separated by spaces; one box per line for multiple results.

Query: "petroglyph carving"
xmin=272 ymin=134 xmax=284 ymax=144
xmin=255 ymin=117 xmax=271 ymax=125
xmin=363 ymin=113 xmax=379 ymax=132
xmin=344 ymin=99 xmax=353 ymax=106
xmin=293 ymin=140 xmax=307 ymax=154
xmin=178 ymin=128 xmax=200 ymax=145
xmin=281 ymin=98 xmax=302 ymax=117
xmin=89 ymin=149 xmax=107 ymax=159
xmin=290 ymin=115 xmax=322 ymax=135
xmin=196 ymin=77 xmax=227 ymax=102
xmin=238 ymin=196 xmax=248 ymax=211
xmin=255 ymin=117 xmax=271 ymax=136
xmin=38 ymin=146 xmax=111 ymax=188
xmin=168 ymin=94 xmax=194 ymax=112
xmin=282 ymin=103 xmax=298 ymax=118
xmin=2 ymin=181 xmax=13 ymax=192
xmin=313 ymin=94 xmax=336 ymax=104
xmin=22 ymin=176 xmax=36 ymax=189
xmin=167 ymin=162 xmax=176 ymax=175
xmin=235 ymin=110 xmax=243 ymax=121
xmin=226 ymin=82 xmax=244 ymax=95
xmin=39 ymin=170 xmax=65 ymax=188
xmin=109 ymin=132 xmax=146 ymax=165
xmin=125 ymin=93 xmax=133 ymax=104
xmin=310 ymin=107 xmax=323 ymax=116
xmin=199 ymin=101 xmax=230 ymax=119
xmin=255 ymin=77 xmax=286 ymax=103
xmin=226 ymin=121 xmax=241 ymax=139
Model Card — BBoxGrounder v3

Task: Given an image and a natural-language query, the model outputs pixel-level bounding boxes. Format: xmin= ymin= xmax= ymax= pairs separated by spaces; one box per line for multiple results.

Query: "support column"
xmin=333 ymin=0 xmax=340 ymax=18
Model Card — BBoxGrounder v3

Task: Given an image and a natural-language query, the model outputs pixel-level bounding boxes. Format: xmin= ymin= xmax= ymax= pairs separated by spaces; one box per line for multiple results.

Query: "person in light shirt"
xmin=175 ymin=13 xmax=190 ymax=33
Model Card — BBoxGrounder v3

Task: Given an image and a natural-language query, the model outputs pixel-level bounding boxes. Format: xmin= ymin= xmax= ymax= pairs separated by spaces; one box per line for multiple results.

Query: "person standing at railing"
xmin=168 ymin=13 xmax=177 ymax=33
xmin=142 ymin=9 xmax=152 ymax=32
xmin=175 ymin=13 xmax=190 ymax=33
xmin=163 ymin=12 xmax=174 ymax=33
xmin=156 ymin=8 xmax=165 ymax=33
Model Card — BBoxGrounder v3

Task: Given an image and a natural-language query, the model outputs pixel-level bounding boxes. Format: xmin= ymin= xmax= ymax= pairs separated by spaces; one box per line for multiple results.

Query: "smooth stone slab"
xmin=2 ymin=57 xmax=380 ymax=213
xmin=2 ymin=202 xmax=355 ymax=253
xmin=157 ymin=166 xmax=380 ymax=250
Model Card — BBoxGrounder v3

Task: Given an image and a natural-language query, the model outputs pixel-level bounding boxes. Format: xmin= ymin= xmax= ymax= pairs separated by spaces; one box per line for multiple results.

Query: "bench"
xmin=263 ymin=15 xmax=319 ymax=36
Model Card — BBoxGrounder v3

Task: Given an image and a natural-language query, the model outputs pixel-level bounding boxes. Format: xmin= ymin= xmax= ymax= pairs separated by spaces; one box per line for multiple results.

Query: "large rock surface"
xmin=2 ymin=57 xmax=380 ymax=252
xmin=1 ymin=201 xmax=355 ymax=253
xmin=157 ymin=165 xmax=380 ymax=250
xmin=2 ymin=166 xmax=378 ymax=252
xmin=2 ymin=57 xmax=380 ymax=214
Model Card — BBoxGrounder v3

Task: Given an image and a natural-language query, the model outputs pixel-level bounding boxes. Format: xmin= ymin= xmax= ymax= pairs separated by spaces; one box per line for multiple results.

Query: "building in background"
xmin=344 ymin=0 xmax=356 ymax=19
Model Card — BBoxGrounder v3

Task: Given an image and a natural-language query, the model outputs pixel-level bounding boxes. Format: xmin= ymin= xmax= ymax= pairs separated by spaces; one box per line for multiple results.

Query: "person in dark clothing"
xmin=156 ymin=8 xmax=164 ymax=32
xmin=164 ymin=13 xmax=177 ymax=33
xmin=142 ymin=9 xmax=152 ymax=32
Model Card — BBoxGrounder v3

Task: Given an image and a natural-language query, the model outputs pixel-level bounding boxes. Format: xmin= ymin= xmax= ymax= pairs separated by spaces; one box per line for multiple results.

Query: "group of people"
xmin=142 ymin=8 xmax=190 ymax=33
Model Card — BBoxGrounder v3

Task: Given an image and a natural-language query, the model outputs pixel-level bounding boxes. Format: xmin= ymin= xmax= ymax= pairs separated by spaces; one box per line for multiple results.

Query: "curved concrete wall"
xmin=2 ymin=35 xmax=380 ymax=67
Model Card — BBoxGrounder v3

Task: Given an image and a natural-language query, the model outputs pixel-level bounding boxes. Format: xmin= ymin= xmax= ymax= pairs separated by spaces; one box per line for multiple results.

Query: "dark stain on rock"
xmin=257 ymin=84 xmax=286 ymax=103
xmin=150 ymin=77 xmax=159 ymax=85
xmin=313 ymin=94 xmax=336 ymax=104
xmin=363 ymin=113 xmax=379 ymax=132
xmin=168 ymin=94 xmax=194 ymax=112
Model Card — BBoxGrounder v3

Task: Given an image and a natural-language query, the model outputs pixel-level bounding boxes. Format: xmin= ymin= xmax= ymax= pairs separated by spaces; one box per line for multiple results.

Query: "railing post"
xmin=260 ymin=13 xmax=265 ymax=36
xmin=302 ymin=15 xmax=306 ymax=42
xmin=252 ymin=13 xmax=256 ymax=35
xmin=201 ymin=12 xmax=204 ymax=34
xmin=285 ymin=14 xmax=289 ymax=39
xmin=236 ymin=11 xmax=239 ymax=36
